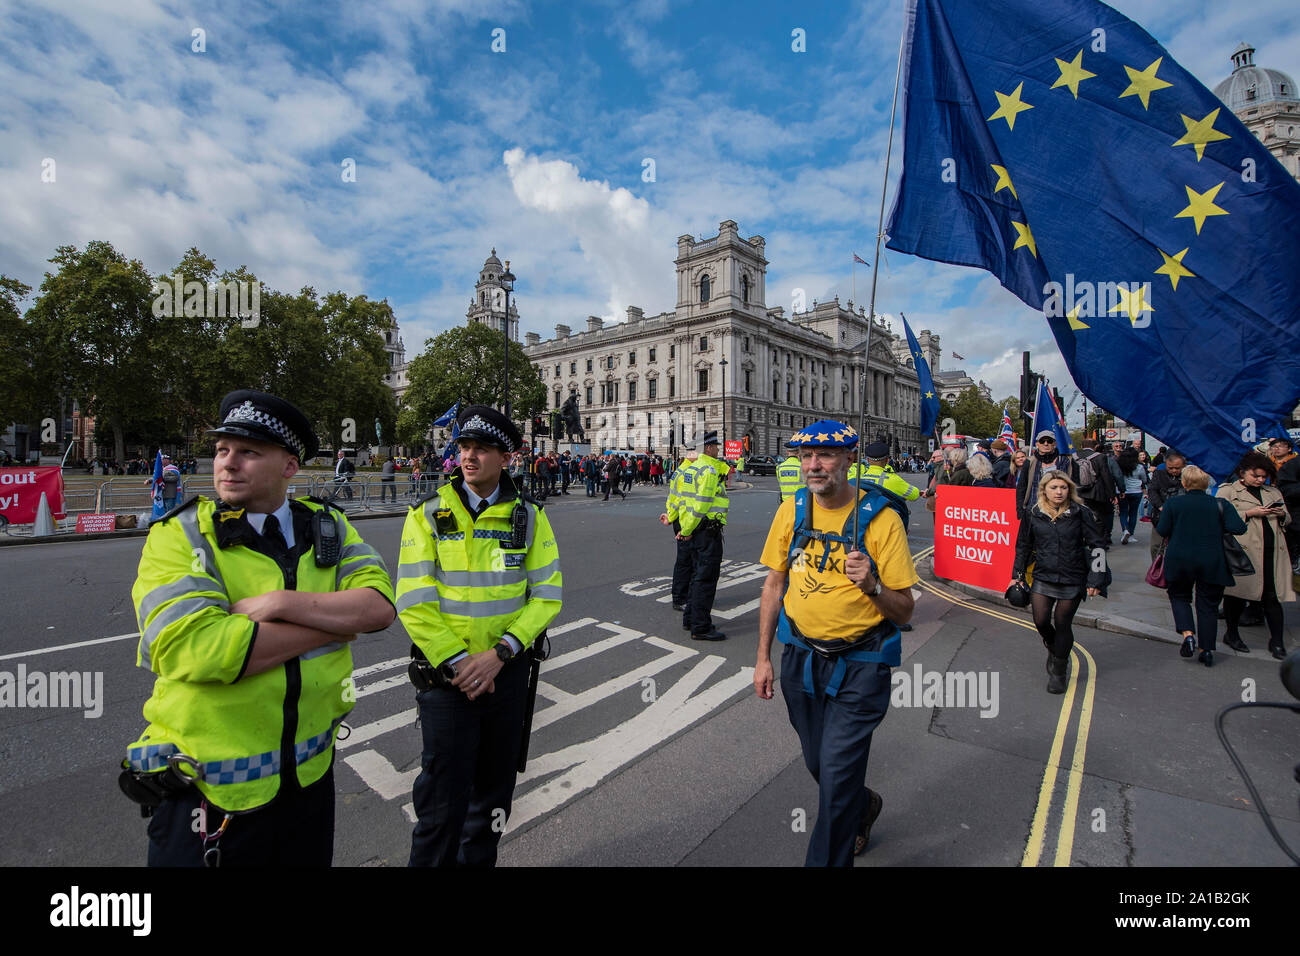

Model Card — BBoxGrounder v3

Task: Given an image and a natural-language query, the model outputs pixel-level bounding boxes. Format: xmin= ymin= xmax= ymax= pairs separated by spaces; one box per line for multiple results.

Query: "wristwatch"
xmin=868 ymin=579 xmax=883 ymax=597
xmin=494 ymin=641 xmax=515 ymax=662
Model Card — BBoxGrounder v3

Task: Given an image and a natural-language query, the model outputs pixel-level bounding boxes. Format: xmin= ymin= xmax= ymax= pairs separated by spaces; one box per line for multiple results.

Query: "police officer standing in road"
xmin=660 ymin=445 xmax=699 ymax=614
xmin=122 ymin=390 xmax=396 ymax=866
xmin=678 ymin=431 xmax=729 ymax=641
xmin=753 ymin=421 xmax=919 ymax=866
xmin=397 ymin=405 xmax=563 ymax=867
xmin=777 ymin=451 xmax=804 ymax=503
xmin=849 ymin=437 xmax=922 ymax=506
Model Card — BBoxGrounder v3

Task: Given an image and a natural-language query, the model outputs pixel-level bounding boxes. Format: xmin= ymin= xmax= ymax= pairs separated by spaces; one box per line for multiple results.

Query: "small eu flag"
xmin=433 ymin=402 xmax=459 ymax=428
xmin=902 ymin=315 xmax=940 ymax=437
xmin=885 ymin=0 xmax=1300 ymax=477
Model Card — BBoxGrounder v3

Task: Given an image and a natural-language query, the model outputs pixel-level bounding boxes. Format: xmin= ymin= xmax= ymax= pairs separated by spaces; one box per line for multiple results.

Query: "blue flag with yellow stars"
xmin=902 ymin=314 xmax=940 ymax=437
xmin=885 ymin=0 xmax=1300 ymax=478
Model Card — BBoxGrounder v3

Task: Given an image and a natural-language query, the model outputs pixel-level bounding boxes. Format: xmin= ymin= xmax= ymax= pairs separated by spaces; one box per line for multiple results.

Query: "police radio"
xmin=313 ymin=509 xmax=342 ymax=567
xmin=509 ymin=501 xmax=528 ymax=550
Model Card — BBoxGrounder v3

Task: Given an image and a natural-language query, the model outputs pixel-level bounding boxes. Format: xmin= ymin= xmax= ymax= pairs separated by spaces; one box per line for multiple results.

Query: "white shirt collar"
xmin=245 ymin=498 xmax=295 ymax=549
xmin=465 ymin=483 xmax=501 ymax=513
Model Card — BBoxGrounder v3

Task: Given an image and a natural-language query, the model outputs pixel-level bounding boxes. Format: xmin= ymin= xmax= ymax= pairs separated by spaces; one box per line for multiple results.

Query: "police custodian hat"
xmin=787 ymin=419 xmax=859 ymax=448
xmin=457 ymin=404 xmax=522 ymax=454
xmin=206 ymin=390 xmax=319 ymax=461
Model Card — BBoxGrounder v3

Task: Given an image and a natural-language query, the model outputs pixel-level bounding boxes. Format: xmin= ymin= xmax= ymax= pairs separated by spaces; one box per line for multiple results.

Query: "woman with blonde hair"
xmin=1010 ymin=470 xmax=1106 ymax=693
xmin=1008 ymin=447 xmax=1028 ymax=489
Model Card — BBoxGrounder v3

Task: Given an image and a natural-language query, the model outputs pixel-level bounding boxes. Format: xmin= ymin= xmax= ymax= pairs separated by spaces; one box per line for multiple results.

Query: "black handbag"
xmin=1218 ymin=499 xmax=1255 ymax=578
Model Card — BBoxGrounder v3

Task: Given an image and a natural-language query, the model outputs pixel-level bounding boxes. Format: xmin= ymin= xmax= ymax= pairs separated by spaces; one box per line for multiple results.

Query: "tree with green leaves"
xmin=25 ymin=242 xmax=167 ymax=463
xmin=949 ymin=386 xmax=1001 ymax=438
xmin=0 ymin=276 xmax=49 ymax=436
xmin=402 ymin=322 xmax=546 ymax=437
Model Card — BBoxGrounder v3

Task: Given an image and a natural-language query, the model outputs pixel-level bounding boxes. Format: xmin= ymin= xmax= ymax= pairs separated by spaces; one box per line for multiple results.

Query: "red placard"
xmin=76 ymin=513 xmax=118 ymax=533
xmin=0 ymin=467 xmax=67 ymax=524
xmin=724 ymin=440 xmax=743 ymax=459
xmin=932 ymin=485 xmax=1019 ymax=591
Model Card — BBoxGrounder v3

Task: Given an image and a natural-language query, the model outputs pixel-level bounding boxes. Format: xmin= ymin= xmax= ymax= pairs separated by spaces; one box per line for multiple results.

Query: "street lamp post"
xmin=719 ymin=355 xmax=728 ymax=459
xmin=500 ymin=261 xmax=515 ymax=420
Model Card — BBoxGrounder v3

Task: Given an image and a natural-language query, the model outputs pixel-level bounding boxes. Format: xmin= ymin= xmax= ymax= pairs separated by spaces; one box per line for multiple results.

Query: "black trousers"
xmin=671 ymin=520 xmax=693 ymax=606
xmin=146 ymin=765 xmax=335 ymax=867
xmin=1167 ymin=577 xmax=1224 ymax=651
xmin=1086 ymin=498 xmax=1114 ymax=543
xmin=409 ymin=659 xmax=529 ymax=867
xmin=684 ymin=524 xmax=724 ymax=634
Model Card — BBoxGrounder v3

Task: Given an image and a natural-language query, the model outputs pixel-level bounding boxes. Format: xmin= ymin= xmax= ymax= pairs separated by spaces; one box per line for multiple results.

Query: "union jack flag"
xmin=998 ymin=407 xmax=1016 ymax=444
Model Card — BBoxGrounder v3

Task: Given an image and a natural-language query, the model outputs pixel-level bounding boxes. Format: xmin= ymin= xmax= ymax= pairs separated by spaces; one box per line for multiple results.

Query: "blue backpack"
xmin=779 ymin=485 xmax=904 ymax=696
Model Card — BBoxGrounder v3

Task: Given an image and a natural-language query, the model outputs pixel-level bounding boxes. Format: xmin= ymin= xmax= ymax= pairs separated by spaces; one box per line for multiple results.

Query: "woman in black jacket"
xmin=1011 ymin=471 xmax=1106 ymax=694
xmin=1155 ymin=464 xmax=1248 ymax=667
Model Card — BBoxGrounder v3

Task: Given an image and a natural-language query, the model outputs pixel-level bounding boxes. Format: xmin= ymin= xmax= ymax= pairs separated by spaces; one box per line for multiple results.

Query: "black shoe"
xmin=671 ymin=603 xmax=685 ymax=612
xmin=1269 ymin=641 xmax=1286 ymax=661
xmin=898 ymin=622 xmax=913 ymax=632
xmin=1199 ymin=649 xmax=1214 ymax=667
xmin=1047 ymin=653 xmax=1068 ymax=694
xmin=1179 ymin=634 xmax=1196 ymax=658
xmin=691 ymin=629 xmax=726 ymax=641
xmin=1223 ymin=633 xmax=1249 ymax=653
xmin=854 ymin=788 xmax=883 ymax=856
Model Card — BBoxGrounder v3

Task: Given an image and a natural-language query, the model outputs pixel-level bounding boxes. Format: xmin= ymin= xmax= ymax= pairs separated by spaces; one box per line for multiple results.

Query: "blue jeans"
xmin=1119 ymin=493 xmax=1142 ymax=534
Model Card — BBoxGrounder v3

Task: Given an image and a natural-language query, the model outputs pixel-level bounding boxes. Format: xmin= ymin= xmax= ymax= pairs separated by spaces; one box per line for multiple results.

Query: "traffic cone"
xmin=33 ymin=492 xmax=55 ymax=537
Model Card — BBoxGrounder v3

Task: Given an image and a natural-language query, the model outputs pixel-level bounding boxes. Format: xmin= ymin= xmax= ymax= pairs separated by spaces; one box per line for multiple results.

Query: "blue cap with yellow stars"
xmin=786 ymin=419 xmax=859 ymax=448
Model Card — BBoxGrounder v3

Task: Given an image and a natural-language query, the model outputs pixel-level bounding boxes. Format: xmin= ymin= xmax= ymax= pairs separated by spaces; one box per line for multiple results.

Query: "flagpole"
xmin=854 ymin=11 xmax=908 ymax=550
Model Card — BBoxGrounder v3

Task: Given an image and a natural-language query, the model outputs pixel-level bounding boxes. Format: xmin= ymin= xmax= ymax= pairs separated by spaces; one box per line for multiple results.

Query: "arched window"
xmin=700 ymin=274 xmax=710 ymax=303
xmin=741 ymin=275 xmax=749 ymax=304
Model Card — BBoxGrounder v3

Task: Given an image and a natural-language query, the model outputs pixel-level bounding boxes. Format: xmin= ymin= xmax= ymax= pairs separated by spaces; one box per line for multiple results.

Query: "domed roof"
xmin=1213 ymin=43 xmax=1299 ymax=112
xmin=482 ymin=247 xmax=503 ymax=270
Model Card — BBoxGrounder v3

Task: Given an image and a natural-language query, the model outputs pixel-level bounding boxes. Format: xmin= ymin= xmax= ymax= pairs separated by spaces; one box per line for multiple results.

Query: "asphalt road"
xmin=0 ymin=473 xmax=1296 ymax=867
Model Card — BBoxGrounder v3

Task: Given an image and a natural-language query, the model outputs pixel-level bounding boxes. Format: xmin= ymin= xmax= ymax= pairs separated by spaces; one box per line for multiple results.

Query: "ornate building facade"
xmin=520 ymin=220 xmax=934 ymax=457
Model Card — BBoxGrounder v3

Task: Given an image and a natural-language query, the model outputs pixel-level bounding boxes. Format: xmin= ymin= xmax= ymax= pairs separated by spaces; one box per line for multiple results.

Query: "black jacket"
xmin=1146 ymin=467 xmax=1184 ymax=524
xmin=1156 ymin=489 xmax=1247 ymax=587
xmin=1276 ymin=455 xmax=1300 ymax=510
xmin=991 ymin=452 xmax=1011 ymax=486
xmin=1014 ymin=501 xmax=1106 ymax=589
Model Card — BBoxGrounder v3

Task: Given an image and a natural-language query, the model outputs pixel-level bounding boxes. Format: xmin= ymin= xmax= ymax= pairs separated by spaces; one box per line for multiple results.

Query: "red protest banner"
xmin=0 ymin=467 xmax=66 ymax=524
xmin=932 ymin=485 xmax=1019 ymax=591
xmin=724 ymin=440 xmax=743 ymax=459
xmin=76 ymin=513 xmax=118 ymax=533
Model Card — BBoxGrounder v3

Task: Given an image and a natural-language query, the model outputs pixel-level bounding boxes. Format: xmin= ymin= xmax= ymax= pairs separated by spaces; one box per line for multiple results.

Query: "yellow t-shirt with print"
xmin=759 ymin=491 xmax=919 ymax=642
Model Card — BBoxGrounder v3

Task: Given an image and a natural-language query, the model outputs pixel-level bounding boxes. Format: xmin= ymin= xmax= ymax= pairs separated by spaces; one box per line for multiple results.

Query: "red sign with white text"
xmin=932 ymin=485 xmax=1019 ymax=591
xmin=0 ymin=467 xmax=66 ymax=524
xmin=76 ymin=513 xmax=118 ymax=533
xmin=724 ymin=440 xmax=743 ymax=460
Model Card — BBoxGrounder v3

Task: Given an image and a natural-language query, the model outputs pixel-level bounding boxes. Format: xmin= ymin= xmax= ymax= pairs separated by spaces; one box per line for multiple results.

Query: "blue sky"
xmin=2 ymin=0 xmax=1296 ymax=418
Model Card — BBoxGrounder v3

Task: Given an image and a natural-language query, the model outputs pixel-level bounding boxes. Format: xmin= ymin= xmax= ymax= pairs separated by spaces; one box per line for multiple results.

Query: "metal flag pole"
xmin=853 ymin=14 xmax=908 ymax=550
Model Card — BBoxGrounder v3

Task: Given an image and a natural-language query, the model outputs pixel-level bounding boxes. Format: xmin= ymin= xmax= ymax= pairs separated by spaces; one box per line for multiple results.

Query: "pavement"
xmin=931 ymin=517 xmax=1300 ymax=651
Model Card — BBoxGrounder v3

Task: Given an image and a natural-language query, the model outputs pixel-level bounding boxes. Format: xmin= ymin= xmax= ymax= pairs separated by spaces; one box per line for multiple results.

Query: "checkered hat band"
xmin=224 ymin=401 xmax=303 ymax=458
xmin=461 ymin=415 xmax=515 ymax=452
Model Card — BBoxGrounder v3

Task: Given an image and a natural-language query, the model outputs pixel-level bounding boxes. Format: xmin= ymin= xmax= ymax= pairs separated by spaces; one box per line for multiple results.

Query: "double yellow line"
xmin=908 ymin=545 xmax=1097 ymax=867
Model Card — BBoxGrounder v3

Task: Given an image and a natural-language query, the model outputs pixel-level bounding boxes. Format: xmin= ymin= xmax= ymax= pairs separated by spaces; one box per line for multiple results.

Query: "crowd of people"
xmin=923 ymin=432 xmax=1299 ymax=684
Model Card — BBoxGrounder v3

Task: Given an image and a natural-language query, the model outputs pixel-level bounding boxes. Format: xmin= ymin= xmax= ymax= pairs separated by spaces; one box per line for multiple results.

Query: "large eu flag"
xmin=885 ymin=0 xmax=1300 ymax=478
xmin=902 ymin=315 xmax=940 ymax=437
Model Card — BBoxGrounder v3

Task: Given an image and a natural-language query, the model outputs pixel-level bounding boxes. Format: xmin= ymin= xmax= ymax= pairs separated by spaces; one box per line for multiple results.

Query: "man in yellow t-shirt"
xmin=754 ymin=419 xmax=918 ymax=867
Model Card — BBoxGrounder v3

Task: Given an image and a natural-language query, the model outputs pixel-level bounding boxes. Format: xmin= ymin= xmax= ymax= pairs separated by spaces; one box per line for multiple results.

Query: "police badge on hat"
xmin=206 ymin=390 xmax=319 ymax=461
xmin=456 ymin=404 xmax=522 ymax=453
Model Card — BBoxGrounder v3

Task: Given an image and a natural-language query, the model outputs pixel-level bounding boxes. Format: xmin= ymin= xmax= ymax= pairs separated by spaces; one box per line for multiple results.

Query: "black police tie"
xmin=262 ymin=514 xmax=289 ymax=560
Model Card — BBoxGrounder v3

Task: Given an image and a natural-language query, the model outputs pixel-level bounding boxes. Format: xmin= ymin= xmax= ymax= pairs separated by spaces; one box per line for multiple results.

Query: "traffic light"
xmin=532 ymin=415 xmax=545 ymax=437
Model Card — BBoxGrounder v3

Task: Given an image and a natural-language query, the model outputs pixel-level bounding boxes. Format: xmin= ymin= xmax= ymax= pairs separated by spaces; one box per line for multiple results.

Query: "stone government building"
xmin=518 ymin=219 xmax=951 ymax=458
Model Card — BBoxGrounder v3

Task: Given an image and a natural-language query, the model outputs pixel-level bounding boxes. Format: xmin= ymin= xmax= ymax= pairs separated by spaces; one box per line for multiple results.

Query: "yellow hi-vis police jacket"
xmin=396 ymin=473 xmax=562 ymax=666
xmin=126 ymin=496 xmax=393 ymax=812
xmin=777 ymin=456 xmax=804 ymax=501
xmin=665 ymin=459 xmax=697 ymax=524
xmin=678 ymin=453 xmax=730 ymax=536
xmin=848 ymin=461 xmax=921 ymax=501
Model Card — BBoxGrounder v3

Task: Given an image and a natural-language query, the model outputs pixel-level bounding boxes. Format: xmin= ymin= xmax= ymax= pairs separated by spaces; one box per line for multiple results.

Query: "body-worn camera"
xmin=408 ymin=644 xmax=458 ymax=691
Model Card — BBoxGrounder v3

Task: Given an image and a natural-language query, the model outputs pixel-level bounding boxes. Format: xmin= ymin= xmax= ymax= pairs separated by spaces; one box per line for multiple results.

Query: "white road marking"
xmin=340 ymin=619 xmax=753 ymax=834
xmin=507 ymin=657 xmax=754 ymax=833
xmin=0 ymin=631 xmax=140 ymax=661
xmin=712 ymin=598 xmax=761 ymax=620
